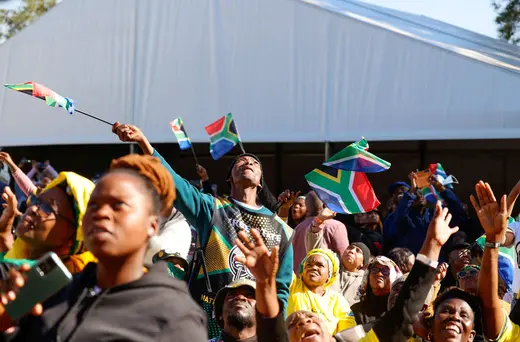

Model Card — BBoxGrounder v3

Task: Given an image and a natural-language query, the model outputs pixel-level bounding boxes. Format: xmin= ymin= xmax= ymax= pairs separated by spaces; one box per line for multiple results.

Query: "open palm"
xmin=234 ymin=228 xmax=279 ymax=284
xmin=470 ymin=181 xmax=508 ymax=239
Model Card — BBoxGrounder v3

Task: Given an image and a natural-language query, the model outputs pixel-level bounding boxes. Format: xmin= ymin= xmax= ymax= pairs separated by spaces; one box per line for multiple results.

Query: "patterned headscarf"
xmin=358 ymin=255 xmax=402 ymax=298
xmin=299 ymin=248 xmax=340 ymax=288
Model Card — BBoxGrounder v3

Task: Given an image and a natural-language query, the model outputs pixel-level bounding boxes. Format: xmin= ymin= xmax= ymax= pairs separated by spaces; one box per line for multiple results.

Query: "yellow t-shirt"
xmin=288 ymin=277 xmax=357 ymax=335
xmin=487 ymin=310 xmax=520 ymax=342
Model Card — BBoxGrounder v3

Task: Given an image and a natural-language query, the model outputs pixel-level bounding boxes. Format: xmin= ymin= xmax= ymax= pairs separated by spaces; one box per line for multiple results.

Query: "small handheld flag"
xmin=323 ymin=138 xmax=391 ymax=173
xmin=305 ymin=166 xmax=380 ymax=214
xmin=205 ymin=113 xmax=243 ymax=160
xmin=170 ymin=117 xmax=198 ymax=164
xmin=4 ymin=82 xmax=112 ymax=126
xmin=170 ymin=117 xmax=192 ymax=151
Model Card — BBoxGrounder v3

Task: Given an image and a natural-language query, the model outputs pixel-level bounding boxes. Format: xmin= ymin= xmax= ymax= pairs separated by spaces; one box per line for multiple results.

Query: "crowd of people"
xmin=0 ymin=122 xmax=518 ymax=341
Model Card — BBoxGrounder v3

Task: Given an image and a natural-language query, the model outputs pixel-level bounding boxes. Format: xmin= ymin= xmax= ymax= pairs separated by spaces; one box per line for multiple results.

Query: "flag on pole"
xmin=305 ymin=166 xmax=380 ymax=214
xmin=4 ymin=82 xmax=75 ymax=114
xmin=205 ymin=113 xmax=241 ymax=160
xmin=170 ymin=117 xmax=192 ymax=151
xmin=323 ymin=138 xmax=391 ymax=173
xmin=476 ymin=234 xmax=516 ymax=292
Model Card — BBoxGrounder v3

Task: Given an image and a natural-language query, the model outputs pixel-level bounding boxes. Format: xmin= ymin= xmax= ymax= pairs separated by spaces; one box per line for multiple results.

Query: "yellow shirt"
xmin=287 ymin=277 xmax=357 ymax=335
xmin=488 ymin=310 xmax=520 ymax=342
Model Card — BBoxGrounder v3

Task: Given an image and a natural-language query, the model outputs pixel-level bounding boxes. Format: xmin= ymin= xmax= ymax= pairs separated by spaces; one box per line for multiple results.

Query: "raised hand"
xmin=112 ymin=122 xmax=146 ymax=143
xmin=277 ymin=190 xmax=301 ymax=209
xmin=234 ymin=228 xmax=279 ymax=284
xmin=470 ymin=181 xmax=508 ymax=243
xmin=0 ymin=187 xmax=21 ymax=229
xmin=408 ymin=172 xmax=418 ymax=192
xmin=429 ymin=174 xmax=446 ymax=192
xmin=434 ymin=262 xmax=449 ymax=286
xmin=424 ymin=201 xmax=459 ymax=249
xmin=195 ymin=165 xmax=209 ymax=182
xmin=0 ymin=264 xmax=42 ymax=331
xmin=506 ymin=180 xmax=520 ymax=218
xmin=0 ymin=153 xmax=15 ymax=171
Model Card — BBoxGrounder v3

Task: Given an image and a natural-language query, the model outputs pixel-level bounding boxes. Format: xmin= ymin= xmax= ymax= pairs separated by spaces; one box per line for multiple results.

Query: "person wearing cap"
xmin=211 ymin=279 xmax=257 ymax=342
xmin=112 ymin=123 xmax=293 ymax=315
xmin=152 ymin=249 xmax=190 ymax=281
xmin=350 ymin=256 xmax=403 ymax=325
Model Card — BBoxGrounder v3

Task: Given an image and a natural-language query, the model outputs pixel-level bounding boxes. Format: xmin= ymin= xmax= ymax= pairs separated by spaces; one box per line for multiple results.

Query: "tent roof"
xmin=1 ymin=0 xmax=520 ymax=146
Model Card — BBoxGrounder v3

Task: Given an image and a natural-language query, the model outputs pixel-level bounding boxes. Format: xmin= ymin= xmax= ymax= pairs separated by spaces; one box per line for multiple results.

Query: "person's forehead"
xmin=440 ymin=298 xmax=473 ymax=312
xmin=372 ymin=263 xmax=390 ymax=270
xmin=236 ymin=156 xmax=258 ymax=164
xmin=307 ymin=254 xmax=327 ymax=263
xmin=225 ymin=286 xmax=255 ymax=298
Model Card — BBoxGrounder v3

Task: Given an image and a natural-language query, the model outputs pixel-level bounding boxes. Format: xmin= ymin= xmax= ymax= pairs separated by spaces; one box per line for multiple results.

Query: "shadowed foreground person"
xmin=0 ymin=154 xmax=206 ymax=341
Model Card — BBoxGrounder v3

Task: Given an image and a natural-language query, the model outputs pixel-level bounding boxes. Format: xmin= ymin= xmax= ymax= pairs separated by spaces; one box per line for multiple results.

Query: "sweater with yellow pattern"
xmin=152 ymin=150 xmax=293 ymax=310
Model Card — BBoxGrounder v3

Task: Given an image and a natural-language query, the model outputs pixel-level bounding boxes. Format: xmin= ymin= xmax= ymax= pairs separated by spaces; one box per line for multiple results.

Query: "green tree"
xmin=493 ymin=0 xmax=520 ymax=44
xmin=0 ymin=0 xmax=56 ymax=42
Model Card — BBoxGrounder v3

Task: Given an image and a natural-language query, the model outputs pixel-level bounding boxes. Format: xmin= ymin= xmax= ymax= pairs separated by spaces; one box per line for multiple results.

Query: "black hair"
xmin=432 ymin=287 xmax=481 ymax=332
xmin=387 ymin=248 xmax=414 ymax=274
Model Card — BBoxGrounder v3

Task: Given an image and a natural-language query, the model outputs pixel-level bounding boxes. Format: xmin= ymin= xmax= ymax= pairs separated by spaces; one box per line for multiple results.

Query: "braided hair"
xmin=109 ymin=154 xmax=176 ymax=217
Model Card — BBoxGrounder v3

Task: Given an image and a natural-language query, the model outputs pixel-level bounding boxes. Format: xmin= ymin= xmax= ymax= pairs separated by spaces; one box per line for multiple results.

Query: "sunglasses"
xmin=27 ymin=195 xmax=75 ymax=226
xmin=369 ymin=267 xmax=390 ymax=276
xmin=457 ymin=268 xmax=479 ymax=279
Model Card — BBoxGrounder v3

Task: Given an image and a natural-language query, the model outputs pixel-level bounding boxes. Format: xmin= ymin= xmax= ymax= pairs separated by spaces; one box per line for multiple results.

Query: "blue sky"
xmin=361 ymin=0 xmax=498 ymax=38
xmin=0 ymin=0 xmax=500 ymax=39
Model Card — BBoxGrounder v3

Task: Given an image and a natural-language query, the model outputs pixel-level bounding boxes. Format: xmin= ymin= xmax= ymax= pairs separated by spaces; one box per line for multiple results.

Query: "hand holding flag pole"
xmin=4 ymin=82 xmax=113 ymax=126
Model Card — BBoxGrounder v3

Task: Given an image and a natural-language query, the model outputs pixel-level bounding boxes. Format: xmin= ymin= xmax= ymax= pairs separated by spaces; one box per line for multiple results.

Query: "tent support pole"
xmin=324 ymin=141 xmax=330 ymax=161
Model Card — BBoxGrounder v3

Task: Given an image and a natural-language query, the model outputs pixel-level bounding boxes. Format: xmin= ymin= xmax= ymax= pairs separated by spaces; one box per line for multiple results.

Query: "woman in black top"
xmin=0 ymin=154 xmax=207 ymax=342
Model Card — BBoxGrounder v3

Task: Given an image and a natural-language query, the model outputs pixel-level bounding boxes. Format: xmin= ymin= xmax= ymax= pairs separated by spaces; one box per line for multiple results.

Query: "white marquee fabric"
xmin=1 ymin=0 xmax=520 ymax=146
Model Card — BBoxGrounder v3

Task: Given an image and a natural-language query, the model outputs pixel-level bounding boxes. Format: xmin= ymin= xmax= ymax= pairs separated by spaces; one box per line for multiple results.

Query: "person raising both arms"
xmin=111 ymin=123 xmax=294 ymax=316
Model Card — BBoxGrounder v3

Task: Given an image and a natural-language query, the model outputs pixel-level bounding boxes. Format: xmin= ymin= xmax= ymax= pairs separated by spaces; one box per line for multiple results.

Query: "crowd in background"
xmin=0 ymin=122 xmax=518 ymax=341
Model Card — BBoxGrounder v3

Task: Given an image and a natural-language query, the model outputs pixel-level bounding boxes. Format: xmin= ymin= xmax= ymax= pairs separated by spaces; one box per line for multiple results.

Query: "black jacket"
xmin=9 ymin=262 xmax=207 ymax=342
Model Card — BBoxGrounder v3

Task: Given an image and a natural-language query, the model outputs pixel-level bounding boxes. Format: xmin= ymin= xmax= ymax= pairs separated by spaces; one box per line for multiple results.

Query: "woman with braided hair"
xmin=0 ymin=154 xmax=207 ymax=341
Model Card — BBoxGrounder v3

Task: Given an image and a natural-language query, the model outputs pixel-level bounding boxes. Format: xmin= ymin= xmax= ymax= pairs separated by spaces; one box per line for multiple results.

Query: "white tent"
xmin=1 ymin=0 xmax=520 ymax=146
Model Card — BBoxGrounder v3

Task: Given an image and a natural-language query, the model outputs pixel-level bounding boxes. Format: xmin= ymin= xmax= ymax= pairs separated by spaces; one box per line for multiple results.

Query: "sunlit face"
xmin=432 ymin=298 xmax=476 ymax=342
xmin=82 ymin=172 xmax=159 ymax=260
xmin=302 ymin=255 xmax=329 ymax=288
xmin=291 ymin=198 xmax=307 ymax=220
xmin=369 ymin=263 xmax=392 ymax=294
xmin=16 ymin=187 xmax=76 ymax=251
xmin=230 ymin=156 xmax=262 ymax=188
xmin=222 ymin=286 xmax=256 ymax=329
xmin=341 ymin=245 xmax=364 ymax=271
xmin=287 ymin=311 xmax=330 ymax=342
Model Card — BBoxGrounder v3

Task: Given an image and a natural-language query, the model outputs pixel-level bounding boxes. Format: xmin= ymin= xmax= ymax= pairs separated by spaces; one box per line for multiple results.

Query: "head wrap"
xmin=6 ymin=172 xmax=95 ymax=260
xmin=358 ymin=255 xmax=402 ymax=298
xmin=300 ymin=248 xmax=339 ymax=288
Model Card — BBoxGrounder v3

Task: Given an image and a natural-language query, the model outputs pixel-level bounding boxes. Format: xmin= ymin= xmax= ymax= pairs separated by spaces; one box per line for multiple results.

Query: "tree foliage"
xmin=0 ymin=0 xmax=56 ymax=42
xmin=493 ymin=0 xmax=520 ymax=44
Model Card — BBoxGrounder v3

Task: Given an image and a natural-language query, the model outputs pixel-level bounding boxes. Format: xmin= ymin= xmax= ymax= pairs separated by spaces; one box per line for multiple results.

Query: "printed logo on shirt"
xmin=228 ymin=245 xmax=255 ymax=282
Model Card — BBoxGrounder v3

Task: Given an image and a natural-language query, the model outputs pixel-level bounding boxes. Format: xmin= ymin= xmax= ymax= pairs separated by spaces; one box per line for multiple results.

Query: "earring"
xmin=427 ymin=332 xmax=433 ymax=341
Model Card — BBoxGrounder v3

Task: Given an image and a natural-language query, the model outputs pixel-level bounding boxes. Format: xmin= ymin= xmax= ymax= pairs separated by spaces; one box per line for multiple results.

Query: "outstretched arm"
xmin=471 ymin=181 xmax=508 ymax=339
xmin=112 ymin=123 xmax=215 ymax=244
